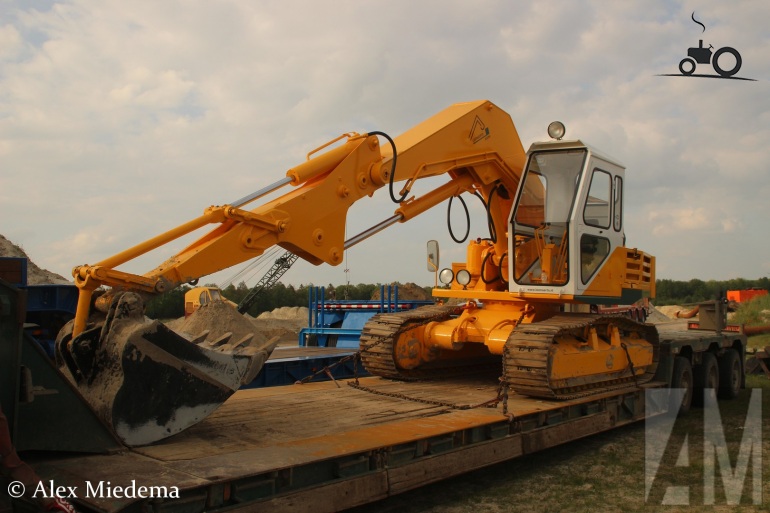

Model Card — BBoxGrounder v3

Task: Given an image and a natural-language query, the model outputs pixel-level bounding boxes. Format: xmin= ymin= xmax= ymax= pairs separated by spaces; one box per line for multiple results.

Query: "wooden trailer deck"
xmin=31 ymin=375 xmax=663 ymax=513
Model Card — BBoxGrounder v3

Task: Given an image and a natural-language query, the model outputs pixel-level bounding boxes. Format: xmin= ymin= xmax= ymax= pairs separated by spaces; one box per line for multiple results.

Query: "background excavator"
xmin=56 ymin=100 xmax=655 ymax=446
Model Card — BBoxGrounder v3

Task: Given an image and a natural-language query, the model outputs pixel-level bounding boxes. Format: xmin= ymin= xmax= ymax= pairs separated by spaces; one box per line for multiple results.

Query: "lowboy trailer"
xmin=7 ymin=287 xmax=745 ymax=513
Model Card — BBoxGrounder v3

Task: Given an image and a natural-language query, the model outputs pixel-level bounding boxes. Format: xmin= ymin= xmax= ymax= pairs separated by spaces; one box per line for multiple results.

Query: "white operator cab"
xmin=508 ymin=123 xmax=626 ymax=300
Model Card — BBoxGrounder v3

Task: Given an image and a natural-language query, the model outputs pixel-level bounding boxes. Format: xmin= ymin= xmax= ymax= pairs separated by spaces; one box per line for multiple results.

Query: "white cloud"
xmin=1 ymin=0 xmax=769 ymax=289
xmin=648 ymin=205 xmax=741 ymax=236
xmin=0 ymin=23 xmax=23 ymax=60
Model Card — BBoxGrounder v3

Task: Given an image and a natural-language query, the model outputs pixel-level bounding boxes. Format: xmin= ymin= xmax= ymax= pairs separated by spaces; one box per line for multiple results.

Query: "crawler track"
xmin=504 ymin=314 xmax=660 ymax=400
xmin=361 ymin=309 xmax=660 ymax=401
xmin=359 ymin=304 xmax=498 ymax=380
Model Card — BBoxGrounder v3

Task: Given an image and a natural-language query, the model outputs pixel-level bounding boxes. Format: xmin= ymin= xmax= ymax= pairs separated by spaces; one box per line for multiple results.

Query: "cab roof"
xmin=526 ymin=139 xmax=625 ymax=169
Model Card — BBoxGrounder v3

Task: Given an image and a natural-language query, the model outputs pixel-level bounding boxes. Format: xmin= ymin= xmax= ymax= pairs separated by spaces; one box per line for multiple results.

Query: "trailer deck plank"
xmin=31 ymin=375 xmax=660 ymax=513
xmin=132 ymin=377 xmax=502 ymax=460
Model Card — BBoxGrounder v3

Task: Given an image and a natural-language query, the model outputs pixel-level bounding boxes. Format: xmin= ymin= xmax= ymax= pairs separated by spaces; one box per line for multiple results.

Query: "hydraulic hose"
xmin=497 ymin=251 xmax=509 ymax=286
xmin=447 ymin=194 xmax=471 ymax=243
xmin=480 ymin=250 xmax=500 ymax=284
xmin=484 ymin=186 xmax=498 ymax=244
xmin=368 ymin=131 xmax=403 ymax=204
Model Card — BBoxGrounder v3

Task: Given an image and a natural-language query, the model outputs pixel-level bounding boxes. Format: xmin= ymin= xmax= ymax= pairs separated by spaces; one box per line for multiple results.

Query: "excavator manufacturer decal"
xmin=469 ymin=116 xmax=490 ymax=144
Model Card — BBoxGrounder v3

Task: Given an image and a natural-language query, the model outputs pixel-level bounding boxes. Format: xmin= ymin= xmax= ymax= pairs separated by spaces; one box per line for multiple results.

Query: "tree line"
xmin=145 ymin=278 xmax=770 ymax=319
xmin=655 ymin=277 xmax=770 ymax=306
xmin=145 ymin=282 xmax=400 ymax=319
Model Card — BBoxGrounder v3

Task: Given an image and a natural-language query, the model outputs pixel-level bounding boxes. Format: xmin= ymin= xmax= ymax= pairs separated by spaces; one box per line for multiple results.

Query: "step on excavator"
xmin=56 ymin=100 xmax=656 ymax=446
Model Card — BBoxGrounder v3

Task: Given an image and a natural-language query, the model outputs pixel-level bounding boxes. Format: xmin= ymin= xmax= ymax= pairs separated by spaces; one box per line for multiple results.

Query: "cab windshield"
xmin=512 ymin=149 xmax=586 ymax=285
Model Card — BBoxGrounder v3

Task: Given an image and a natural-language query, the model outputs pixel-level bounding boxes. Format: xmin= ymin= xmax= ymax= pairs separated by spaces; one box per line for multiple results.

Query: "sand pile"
xmin=169 ymin=301 xmax=271 ymax=349
xmin=257 ymin=306 xmax=308 ymax=321
xmin=371 ymin=282 xmax=430 ymax=301
xmin=0 ymin=234 xmax=70 ymax=284
xmin=254 ymin=306 xmax=308 ymax=346
xmin=655 ymin=305 xmax=686 ymax=319
xmin=646 ymin=305 xmax=675 ymax=324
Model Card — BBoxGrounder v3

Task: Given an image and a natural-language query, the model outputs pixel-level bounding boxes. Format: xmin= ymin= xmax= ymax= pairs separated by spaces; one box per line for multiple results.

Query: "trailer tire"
xmin=670 ymin=356 xmax=693 ymax=415
xmin=717 ymin=348 xmax=741 ymax=400
xmin=692 ymin=352 xmax=719 ymax=407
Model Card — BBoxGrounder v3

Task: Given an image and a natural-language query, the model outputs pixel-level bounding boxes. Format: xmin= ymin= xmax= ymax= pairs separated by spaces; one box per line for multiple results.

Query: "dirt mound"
xmin=371 ymin=283 xmax=430 ymax=301
xmin=169 ymin=301 xmax=271 ymax=349
xmin=0 ymin=234 xmax=70 ymax=284
xmin=257 ymin=306 xmax=308 ymax=321
xmin=656 ymin=305 xmax=686 ymax=319
xmin=646 ymin=306 xmax=674 ymax=324
xmin=254 ymin=307 xmax=307 ymax=346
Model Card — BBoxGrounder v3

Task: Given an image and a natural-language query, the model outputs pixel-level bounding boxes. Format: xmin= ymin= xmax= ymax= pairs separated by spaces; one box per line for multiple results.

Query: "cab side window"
xmin=581 ymin=234 xmax=611 ymax=284
xmin=583 ymin=169 xmax=611 ymax=229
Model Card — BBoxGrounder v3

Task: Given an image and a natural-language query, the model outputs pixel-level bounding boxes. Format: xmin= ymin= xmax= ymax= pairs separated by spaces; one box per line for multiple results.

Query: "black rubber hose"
xmin=368 ymin=131 xmax=403 ymax=204
xmin=497 ymin=251 xmax=509 ymax=286
xmin=472 ymin=192 xmax=493 ymax=243
xmin=484 ymin=187 xmax=498 ymax=244
xmin=481 ymin=250 xmax=501 ymax=284
xmin=447 ymin=194 xmax=471 ymax=243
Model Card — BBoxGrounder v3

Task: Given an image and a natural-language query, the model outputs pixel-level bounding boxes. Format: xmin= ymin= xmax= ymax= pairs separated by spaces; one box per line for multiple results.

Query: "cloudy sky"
xmin=1 ymin=1 xmax=768 ymax=291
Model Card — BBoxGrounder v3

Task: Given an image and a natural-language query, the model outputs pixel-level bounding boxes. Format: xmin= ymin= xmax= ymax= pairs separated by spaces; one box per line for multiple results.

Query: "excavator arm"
xmin=59 ymin=100 xmax=527 ymax=446
xmin=72 ymin=100 xmax=524 ymax=333
xmin=71 ymin=100 xmax=524 ymax=336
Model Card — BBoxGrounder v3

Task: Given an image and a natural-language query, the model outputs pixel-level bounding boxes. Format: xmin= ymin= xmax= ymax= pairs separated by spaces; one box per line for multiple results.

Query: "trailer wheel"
xmin=717 ymin=348 xmax=741 ymax=400
xmin=692 ymin=352 xmax=719 ymax=407
xmin=670 ymin=356 xmax=693 ymax=415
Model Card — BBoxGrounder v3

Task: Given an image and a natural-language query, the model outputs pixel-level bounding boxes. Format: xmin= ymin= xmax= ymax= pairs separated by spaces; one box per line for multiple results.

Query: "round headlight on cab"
xmin=456 ymin=269 xmax=471 ymax=287
xmin=438 ymin=268 xmax=454 ymax=285
xmin=547 ymin=121 xmax=566 ymax=140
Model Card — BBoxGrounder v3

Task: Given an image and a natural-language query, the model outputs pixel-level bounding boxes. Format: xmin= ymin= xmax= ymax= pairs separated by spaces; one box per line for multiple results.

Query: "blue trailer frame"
xmin=298 ymin=285 xmax=434 ymax=348
xmin=0 ymin=257 xmax=78 ymax=358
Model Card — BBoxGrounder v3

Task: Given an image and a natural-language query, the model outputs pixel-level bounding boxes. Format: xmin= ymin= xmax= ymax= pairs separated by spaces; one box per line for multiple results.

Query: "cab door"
xmin=572 ymin=157 xmax=625 ymax=296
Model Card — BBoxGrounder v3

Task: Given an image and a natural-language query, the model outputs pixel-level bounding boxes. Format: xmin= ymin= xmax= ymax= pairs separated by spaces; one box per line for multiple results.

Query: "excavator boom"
xmin=58 ymin=100 xmax=527 ymax=446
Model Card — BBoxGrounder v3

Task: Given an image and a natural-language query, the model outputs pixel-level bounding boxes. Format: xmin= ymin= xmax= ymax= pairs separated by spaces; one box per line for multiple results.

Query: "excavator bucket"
xmin=56 ymin=292 xmax=276 ymax=446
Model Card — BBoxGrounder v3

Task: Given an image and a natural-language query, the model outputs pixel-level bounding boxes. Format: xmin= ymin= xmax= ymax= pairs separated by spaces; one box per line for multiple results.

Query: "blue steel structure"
xmin=0 ymin=257 xmax=78 ymax=358
xmin=242 ymin=349 xmax=362 ymax=388
xmin=299 ymin=284 xmax=434 ymax=348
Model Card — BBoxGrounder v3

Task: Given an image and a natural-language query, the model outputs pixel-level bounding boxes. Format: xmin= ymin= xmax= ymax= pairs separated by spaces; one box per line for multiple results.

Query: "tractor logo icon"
xmin=679 ymin=39 xmax=741 ymax=77
xmin=658 ymin=12 xmax=755 ymax=81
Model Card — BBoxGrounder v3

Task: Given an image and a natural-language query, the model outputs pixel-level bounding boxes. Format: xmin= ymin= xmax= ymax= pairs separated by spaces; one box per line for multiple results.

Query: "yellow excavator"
xmin=56 ymin=100 xmax=656 ymax=446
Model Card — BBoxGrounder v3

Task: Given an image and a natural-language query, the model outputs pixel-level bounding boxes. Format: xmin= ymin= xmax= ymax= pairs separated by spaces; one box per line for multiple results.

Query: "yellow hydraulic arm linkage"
xmin=58 ymin=100 xmax=526 ymax=446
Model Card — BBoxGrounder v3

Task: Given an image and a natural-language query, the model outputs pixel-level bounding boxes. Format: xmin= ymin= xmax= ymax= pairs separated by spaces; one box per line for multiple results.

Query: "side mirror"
xmin=427 ymin=240 xmax=440 ymax=272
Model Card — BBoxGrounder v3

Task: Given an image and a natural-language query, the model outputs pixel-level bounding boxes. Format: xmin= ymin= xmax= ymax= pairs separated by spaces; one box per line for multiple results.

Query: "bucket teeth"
xmin=208 ymin=332 xmax=234 ymax=347
xmin=232 ymin=333 xmax=254 ymax=349
xmin=189 ymin=330 xmax=210 ymax=345
xmin=56 ymin=292 xmax=275 ymax=447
